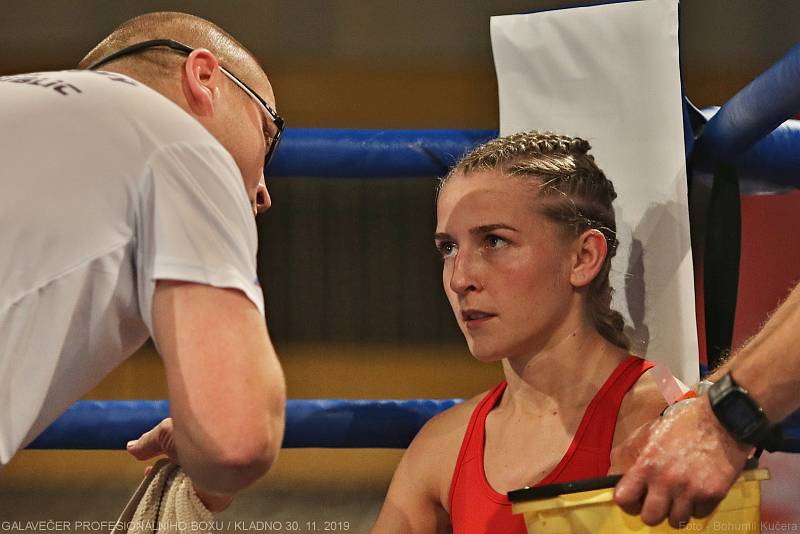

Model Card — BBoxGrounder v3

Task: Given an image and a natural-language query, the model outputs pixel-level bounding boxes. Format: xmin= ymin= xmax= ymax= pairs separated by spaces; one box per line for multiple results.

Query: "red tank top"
xmin=448 ymin=355 xmax=655 ymax=533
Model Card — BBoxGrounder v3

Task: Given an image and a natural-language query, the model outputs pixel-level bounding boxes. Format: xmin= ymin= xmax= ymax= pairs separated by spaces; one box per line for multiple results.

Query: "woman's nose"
xmin=449 ymin=253 xmax=480 ymax=295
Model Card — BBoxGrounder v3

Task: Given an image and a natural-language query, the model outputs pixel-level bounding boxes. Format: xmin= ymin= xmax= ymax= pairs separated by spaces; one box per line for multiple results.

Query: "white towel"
xmin=112 ymin=458 xmax=214 ymax=534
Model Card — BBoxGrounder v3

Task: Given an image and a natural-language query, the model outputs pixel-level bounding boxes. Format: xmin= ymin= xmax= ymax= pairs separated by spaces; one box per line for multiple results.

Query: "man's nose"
xmin=255 ymin=176 xmax=271 ymax=213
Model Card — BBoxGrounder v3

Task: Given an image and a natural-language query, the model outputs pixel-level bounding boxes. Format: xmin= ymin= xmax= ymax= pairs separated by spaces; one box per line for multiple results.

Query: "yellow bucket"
xmin=510 ymin=469 xmax=769 ymax=533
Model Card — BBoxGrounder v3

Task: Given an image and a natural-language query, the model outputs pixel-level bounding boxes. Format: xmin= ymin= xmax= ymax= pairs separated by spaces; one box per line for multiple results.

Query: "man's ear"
xmin=569 ymin=229 xmax=608 ymax=288
xmin=182 ymin=48 xmax=222 ymax=117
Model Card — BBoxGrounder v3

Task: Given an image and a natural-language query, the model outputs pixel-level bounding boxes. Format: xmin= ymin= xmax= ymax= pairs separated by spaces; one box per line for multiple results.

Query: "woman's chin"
xmin=467 ymin=340 xmax=507 ymax=364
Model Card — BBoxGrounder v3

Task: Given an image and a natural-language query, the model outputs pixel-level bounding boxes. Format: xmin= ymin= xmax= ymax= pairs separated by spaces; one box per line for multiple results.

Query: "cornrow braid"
xmin=442 ymin=131 xmax=629 ymax=351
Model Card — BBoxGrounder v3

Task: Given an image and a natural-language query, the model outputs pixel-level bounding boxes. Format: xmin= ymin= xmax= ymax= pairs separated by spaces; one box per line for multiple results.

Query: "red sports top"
xmin=448 ymin=355 xmax=655 ymax=533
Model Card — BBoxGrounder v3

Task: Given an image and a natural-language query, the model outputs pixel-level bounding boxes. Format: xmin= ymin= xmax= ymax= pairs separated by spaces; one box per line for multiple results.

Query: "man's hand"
xmin=613 ymin=397 xmax=752 ymax=529
xmin=127 ymin=417 xmax=234 ymax=513
xmin=127 ymin=417 xmax=178 ymax=463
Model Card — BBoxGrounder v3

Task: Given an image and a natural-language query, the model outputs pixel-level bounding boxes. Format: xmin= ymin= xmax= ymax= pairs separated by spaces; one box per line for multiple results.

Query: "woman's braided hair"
xmin=441 ymin=131 xmax=629 ymax=350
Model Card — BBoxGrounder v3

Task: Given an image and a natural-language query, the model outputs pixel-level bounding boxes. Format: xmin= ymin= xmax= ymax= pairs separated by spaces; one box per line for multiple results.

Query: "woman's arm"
xmin=609 ymin=370 xmax=668 ymax=473
xmin=372 ymin=438 xmax=451 ymax=534
xmin=372 ymin=401 xmax=476 ymax=534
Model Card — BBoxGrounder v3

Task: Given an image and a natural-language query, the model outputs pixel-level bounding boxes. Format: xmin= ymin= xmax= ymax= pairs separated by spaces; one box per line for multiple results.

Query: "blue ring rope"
xmin=27 ymin=399 xmax=461 ymax=450
xmin=266 ymin=123 xmax=800 ymax=194
xmin=268 ymin=128 xmax=495 ymax=179
xmin=694 ymin=44 xmax=800 ymax=171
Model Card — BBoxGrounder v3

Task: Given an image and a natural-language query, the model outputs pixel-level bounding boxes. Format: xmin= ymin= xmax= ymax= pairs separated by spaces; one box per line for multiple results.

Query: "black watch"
xmin=707 ymin=372 xmax=772 ymax=447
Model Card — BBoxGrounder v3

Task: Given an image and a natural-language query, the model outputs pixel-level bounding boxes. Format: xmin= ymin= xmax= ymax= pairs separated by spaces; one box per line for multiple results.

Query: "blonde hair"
xmin=442 ymin=131 xmax=629 ymax=350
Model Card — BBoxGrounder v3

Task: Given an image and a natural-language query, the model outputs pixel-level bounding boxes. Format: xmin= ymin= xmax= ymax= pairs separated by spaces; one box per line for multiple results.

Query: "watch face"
xmin=717 ymin=394 xmax=761 ymax=434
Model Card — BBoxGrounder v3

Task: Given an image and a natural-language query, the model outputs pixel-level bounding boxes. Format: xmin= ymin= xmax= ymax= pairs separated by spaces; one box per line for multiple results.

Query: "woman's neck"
xmin=500 ymin=322 xmax=628 ymax=414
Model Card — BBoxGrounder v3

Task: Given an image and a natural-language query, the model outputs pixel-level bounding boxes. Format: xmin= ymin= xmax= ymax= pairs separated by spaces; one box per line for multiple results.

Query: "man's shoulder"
xmin=2 ymin=69 xmax=223 ymax=161
xmin=1 ymin=69 xmax=152 ymax=106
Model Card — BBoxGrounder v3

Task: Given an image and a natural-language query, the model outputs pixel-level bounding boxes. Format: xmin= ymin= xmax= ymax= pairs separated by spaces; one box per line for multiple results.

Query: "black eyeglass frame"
xmin=86 ymin=39 xmax=285 ymax=171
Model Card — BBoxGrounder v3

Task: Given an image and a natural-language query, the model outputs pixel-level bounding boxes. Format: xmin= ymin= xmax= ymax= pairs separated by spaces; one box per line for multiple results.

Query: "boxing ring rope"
xmin=269 ymin=128 xmax=495 ymax=178
xmin=27 ymin=399 xmax=461 ymax=450
xmin=268 ymin=121 xmax=800 ymax=193
xmin=27 ymin=42 xmax=800 ymax=453
xmin=693 ymin=44 xmax=800 ymax=178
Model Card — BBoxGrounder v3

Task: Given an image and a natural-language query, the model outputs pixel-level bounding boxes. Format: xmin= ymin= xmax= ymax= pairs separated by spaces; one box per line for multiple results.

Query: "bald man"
xmin=0 ymin=12 xmax=285 ymax=505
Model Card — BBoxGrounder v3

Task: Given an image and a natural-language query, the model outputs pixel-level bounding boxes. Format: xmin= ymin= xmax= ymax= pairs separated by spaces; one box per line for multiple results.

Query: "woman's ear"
xmin=181 ymin=48 xmax=221 ymax=117
xmin=569 ymin=229 xmax=608 ymax=288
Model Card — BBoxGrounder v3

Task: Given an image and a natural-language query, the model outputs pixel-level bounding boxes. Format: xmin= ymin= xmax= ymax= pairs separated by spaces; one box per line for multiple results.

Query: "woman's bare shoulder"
xmin=613 ymin=367 xmax=668 ymax=448
xmin=399 ymin=389 xmax=493 ymax=496
xmin=411 ymin=390 xmax=488 ymax=451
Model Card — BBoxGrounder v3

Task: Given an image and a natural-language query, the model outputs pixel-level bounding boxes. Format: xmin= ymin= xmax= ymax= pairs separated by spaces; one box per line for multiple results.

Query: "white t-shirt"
xmin=0 ymin=70 xmax=265 ymax=465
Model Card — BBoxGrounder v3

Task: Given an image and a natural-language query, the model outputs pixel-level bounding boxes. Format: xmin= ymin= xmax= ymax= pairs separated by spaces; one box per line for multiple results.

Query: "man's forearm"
xmin=613 ymin=283 xmax=800 ymax=527
xmin=709 ymin=282 xmax=800 ymax=422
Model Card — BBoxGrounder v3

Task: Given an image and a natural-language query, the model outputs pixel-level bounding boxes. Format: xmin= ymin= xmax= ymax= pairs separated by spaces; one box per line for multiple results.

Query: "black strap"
xmin=703 ymin=162 xmax=741 ymax=371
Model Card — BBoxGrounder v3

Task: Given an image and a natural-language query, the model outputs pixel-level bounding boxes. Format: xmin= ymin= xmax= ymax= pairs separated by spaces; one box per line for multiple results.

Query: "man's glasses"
xmin=86 ymin=39 xmax=285 ymax=171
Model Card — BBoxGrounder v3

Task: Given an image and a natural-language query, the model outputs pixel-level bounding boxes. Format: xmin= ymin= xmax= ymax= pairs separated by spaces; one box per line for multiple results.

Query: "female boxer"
xmin=372 ymin=131 xmax=668 ymax=533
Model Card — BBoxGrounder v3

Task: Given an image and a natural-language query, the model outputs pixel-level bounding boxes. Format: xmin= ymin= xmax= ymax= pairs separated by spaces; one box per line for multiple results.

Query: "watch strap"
xmin=708 ymin=372 xmax=773 ymax=446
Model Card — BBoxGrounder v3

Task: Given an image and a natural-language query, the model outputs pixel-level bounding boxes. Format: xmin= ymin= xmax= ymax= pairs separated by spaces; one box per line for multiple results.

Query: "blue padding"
xmin=695 ymin=44 xmax=800 ymax=168
xmin=267 ymin=128 xmax=496 ymax=178
xmin=27 ymin=399 xmax=461 ymax=450
xmin=282 ymin=398 xmax=460 ymax=448
xmin=780 ymin=410 xmax=800 ymax=453
xmin=695 ymin=109 xmax=800 ymax=194
xmin=265 ymin=126 xmax=799 ymax=193
xmin=27 ymin=400 xmax=170 ymax=450
xmin=732 ymin=120 xmax=800 ymax=194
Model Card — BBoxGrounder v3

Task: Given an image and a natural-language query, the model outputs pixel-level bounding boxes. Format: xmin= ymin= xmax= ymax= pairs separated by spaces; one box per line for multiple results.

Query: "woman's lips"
xmin=461 ymin=310 xmax=497 ymax=329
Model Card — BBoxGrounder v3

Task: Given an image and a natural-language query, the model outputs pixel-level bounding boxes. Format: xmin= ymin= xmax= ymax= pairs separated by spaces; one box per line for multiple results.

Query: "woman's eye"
xmin=485 ymin=235 xmax=508 ymax=249
xmin=436 ymin=242 xmax=457 ymax=259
